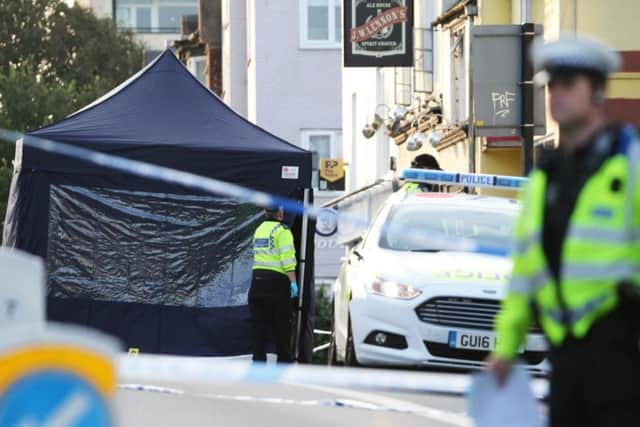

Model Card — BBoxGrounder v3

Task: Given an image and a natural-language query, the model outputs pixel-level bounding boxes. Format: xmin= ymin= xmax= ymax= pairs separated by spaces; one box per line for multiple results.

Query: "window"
xmin=300 ymin=0 xmax=341 ymax=49
xmin=379 ymin=204 xmax=515 ymax=252
xmin=414 ymin=27 xmax=434 ymax=94
xmin=302 ymin=130 xmax=342 ymax=191
xmin=187 ymin=56 xmax=206 ymax=85
xmin=394 ymin=68 xmax=412 ymax=106
xmin=115 ymin=0 xmax=197 ymax=33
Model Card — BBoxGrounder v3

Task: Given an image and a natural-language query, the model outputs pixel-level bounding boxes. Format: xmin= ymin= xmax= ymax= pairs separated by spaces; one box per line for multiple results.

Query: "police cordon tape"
xmin=0 ymin=128 xmax=523 ymax=256
xmin=116 ymin=354 xmax=548 ymax=400
xmin=0 ymin=129 xmax=545 ymax=402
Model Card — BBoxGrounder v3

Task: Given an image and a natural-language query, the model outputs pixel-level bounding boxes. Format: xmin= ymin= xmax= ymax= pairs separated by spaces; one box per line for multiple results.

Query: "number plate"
xmin=448 ymin=331 xmax=525 ymax=353
xmin=448 ymin=331 xmax=496 ymax=351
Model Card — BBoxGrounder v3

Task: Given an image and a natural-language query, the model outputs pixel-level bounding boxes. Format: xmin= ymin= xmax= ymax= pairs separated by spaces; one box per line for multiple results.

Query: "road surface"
xmin=116 ymin=364 xmax=471 ymax=426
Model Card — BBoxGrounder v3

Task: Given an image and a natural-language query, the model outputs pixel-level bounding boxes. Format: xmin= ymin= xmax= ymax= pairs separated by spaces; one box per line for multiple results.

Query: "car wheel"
xmin=327 ymin=301 xmax=341 ymax=366
xmin=345 ymin=318 xmax=360 ymax=367
xmin=327 ymin=331 xmax=340 ymax=366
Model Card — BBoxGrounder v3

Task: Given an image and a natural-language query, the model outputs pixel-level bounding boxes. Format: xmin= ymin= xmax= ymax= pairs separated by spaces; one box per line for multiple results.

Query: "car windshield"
xmin=378 ymin=203 xmax=516 ymax=252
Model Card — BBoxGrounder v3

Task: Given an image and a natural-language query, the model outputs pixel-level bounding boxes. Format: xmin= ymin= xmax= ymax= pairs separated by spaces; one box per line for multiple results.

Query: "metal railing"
xmin=313 ymin=329 xmax=331 ymax=354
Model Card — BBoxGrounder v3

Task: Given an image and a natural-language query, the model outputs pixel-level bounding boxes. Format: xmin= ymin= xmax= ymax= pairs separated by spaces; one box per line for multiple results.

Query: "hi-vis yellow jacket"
xmin=495 ymin=126 xmax=640 ymax=359
xmin=404 ymin=182 xmax=425 ymax=193
xmin=252 ymin=221 xmax=297 ymax=275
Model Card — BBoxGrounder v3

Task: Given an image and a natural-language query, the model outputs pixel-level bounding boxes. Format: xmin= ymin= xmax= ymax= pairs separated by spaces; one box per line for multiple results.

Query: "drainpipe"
xmin=521 ymin=21 xmax=535 ymax=175
xmin=467 ymin=24 xmax=476 ymax=175
xmin=520 ymin=0 xmax=530 ymax=23
xmin=199 ymin=0 xmax=223 ymax=95
xmin=466 ymin=5 xmax=477 ymax=175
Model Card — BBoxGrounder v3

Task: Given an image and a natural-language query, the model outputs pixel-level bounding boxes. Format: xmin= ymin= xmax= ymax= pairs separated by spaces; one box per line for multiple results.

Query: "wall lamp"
xmin=362 ymin=104 xmax=409 ymax=139
xmin=406 ymin=114 xmax=431 ymax=151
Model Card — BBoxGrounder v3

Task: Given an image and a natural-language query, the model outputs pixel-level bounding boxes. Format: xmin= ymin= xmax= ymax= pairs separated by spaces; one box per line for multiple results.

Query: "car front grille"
xmin=415 ymin=296 xmax=542 ymax=333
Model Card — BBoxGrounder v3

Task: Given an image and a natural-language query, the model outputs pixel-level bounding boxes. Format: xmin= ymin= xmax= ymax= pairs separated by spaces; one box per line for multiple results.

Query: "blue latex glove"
xmin=290 ymin=281 xmax=299 ymax=299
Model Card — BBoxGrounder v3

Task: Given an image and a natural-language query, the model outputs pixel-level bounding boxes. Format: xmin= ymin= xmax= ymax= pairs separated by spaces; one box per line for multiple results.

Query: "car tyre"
xmin=345 ymin=318 xmax=360 ymax=367
xmin=327 ymin=330 xmax=340 ymax=366
xmin=327 ymin=301 xmax=342 ymax=366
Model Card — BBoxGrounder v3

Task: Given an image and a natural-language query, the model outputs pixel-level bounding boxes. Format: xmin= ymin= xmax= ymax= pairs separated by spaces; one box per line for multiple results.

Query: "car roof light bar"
xmin=400 ymin=168 xmax=527 ymax=190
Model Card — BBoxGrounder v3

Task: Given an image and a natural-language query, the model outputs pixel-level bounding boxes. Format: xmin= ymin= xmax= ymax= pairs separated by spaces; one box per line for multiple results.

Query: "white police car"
xmin=328 ymin=172 xmax=549 ymax=372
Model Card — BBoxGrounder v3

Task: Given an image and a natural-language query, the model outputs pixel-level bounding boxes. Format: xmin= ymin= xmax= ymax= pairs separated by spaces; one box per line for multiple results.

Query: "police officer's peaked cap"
xmin=411 ymin=154 xmax=442 ymax=170
xmin=531 ymin=33 xmax=621 ymax=82
xmin=265 ymin=205 xmax=283 ymax=213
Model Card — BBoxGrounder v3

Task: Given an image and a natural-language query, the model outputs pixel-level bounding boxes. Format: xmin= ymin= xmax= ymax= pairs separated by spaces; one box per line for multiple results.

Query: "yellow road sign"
xmin=319 ymin=159 xmax=345 ymax=191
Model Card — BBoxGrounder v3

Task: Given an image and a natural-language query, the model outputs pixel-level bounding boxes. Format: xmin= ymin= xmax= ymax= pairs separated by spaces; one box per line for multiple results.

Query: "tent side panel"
xmin=10 ymin=148 xmax=313 ymax=357
xmin=47 ymin=296 xmax=252 ymax=355
xmin=2 ymin=172 xmax=51 ymax=258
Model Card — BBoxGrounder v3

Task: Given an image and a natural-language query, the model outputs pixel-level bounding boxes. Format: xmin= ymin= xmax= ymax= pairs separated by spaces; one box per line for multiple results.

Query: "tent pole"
xmin=294 ymin=188 xmax=310 ymax=362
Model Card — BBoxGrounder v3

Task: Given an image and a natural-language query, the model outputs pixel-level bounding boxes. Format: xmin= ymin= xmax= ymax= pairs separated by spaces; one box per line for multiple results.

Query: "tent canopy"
xmin=4 ymin=50 xmax=315 ymax=358
xmin=32 ymin=49 xmax=304 ymax=152
xmin=25 ymin=50 xmax=309 ymax=190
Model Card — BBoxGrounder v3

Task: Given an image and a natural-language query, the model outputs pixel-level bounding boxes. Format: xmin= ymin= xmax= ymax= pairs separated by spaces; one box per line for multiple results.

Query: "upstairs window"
xmin=300 ymin=0 xmax=341 ymax=49
xmin=115 ymin=0 xmax=197 ymax=34
xmin=414 ymin=27 xmax=434 ymax=94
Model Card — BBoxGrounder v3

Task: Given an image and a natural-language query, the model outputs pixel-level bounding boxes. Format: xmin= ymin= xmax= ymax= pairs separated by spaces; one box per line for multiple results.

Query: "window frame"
xmin=114 ymin=0 xmax=197 ymax=34
xmin=299 ymin=0 xmax=342 ymax=50
xmin=394 ymin=67 xmax=413 ymax=107
xmin=301 ymin=129 xmax=343 ymax=193
xmin=414 ymin=27 xmax=434 ymax=94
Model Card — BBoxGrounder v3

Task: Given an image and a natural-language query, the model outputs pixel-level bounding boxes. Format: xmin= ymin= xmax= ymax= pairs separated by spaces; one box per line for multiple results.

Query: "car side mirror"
xmin=350 ymin=236 xmax=363 ymax=247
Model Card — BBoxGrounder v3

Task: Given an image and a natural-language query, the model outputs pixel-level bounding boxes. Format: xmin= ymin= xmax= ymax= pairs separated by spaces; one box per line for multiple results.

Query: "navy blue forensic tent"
xmin=2 ymin=50 xmax=316 ymax=360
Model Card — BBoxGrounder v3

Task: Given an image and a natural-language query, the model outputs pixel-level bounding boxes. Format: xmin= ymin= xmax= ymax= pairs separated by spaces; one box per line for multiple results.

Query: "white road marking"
xmin=119 ymin=382 xmax=470 ymax=424
xmin=118 ymin=384 xmax=472 ymax=427
xmin=295 ymin=383 xmax=471 ymax=427
xmin=120 ymin=384 xmax=384 ymax=411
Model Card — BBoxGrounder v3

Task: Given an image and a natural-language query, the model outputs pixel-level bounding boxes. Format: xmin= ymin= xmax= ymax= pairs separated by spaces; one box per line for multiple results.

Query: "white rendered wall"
xmin=247 ymin=0 xmax=342 ymax=145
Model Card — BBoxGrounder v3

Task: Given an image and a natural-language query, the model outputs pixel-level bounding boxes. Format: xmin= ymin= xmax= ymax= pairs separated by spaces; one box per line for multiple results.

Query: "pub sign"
xmin=344 ymin=0 xmax=414 ymax=67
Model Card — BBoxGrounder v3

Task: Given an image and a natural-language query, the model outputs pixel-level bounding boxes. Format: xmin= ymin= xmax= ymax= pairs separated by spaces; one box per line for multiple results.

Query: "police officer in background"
xmin=488 ymin=34 xmax=640 ymax=426
xmin=404 ymin=153 xmax=442 ymax=192
xmin=249 ymin=206 xmax=298 ymax=363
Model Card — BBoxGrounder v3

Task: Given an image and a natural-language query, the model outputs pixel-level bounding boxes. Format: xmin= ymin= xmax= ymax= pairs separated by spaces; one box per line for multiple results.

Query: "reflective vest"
xmin=252 ymin=220 xmax=297 ymax=275
xmin=404 ymin=182 xmax=426 ymax=193
xmin=495 ymin=126 xmax=640 ymax=359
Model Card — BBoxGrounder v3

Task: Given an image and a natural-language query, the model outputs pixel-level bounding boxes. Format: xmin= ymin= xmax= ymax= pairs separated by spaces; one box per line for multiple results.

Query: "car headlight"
xmin=365 ymin=279 xmax=421 ymax=300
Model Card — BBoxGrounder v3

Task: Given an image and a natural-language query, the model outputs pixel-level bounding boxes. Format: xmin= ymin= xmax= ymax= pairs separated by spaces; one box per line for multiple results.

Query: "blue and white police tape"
xmin=0 ymin=128 xmax=309 ymax=220
xmin=117 ymin=354 xmax=549 ymax=399
xmin=401 ymin=168 xmax=527 ymax=190
xmin=0 ymin=127 xmax=508 ymax=257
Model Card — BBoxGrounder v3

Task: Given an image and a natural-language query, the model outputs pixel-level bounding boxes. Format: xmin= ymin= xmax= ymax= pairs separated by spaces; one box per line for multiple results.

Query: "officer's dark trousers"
xmin=248 ymin=270 xmax=293 ymax=363
xmin=548 ymin=304 xmax=640 ymax=427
